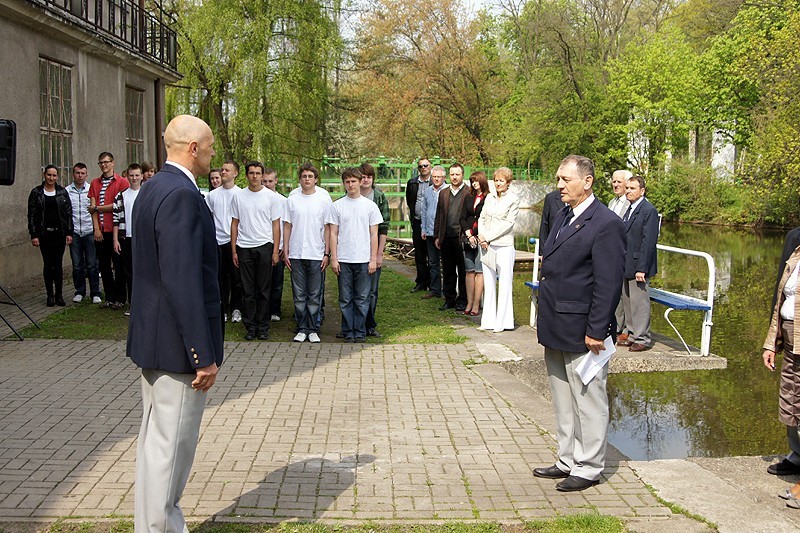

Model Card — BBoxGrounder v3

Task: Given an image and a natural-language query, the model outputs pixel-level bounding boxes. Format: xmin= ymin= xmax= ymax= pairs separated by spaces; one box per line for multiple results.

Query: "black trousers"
xmin=412 ymin=218 xmax=430 ymax=289
xmin=97 ymin=232 xmax=127 ymax=303
xmin=440 ymin=235 xmax=467 ymax=307
xmin=120 ymin=237 xmax=133 ymax=305
xmin=237 ymin=243 xmax=274 ymax=334
xmin=39 ymin=229 xmax=66 ymax=298
xmin=218 ymin=242 xmax=243 ymax=315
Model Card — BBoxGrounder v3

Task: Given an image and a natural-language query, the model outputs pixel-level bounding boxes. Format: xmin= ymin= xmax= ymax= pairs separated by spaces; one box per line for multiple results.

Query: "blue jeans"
xmin=338 ymin=262 xmax=371 ymax=340
xmin=290 ymin=259 xmax=323 ymax=334
xmin=365 ymin=267 xmax=382 ymax=330
xmin=426 ymin=238 xmax=442 ymax=296
xmin=70 ymin=233 xmax=100 ymax=297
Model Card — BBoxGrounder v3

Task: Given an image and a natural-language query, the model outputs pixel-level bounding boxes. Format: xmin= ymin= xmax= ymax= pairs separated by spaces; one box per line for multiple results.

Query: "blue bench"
xmin=525 ymin=241 xmax=716 ymax=356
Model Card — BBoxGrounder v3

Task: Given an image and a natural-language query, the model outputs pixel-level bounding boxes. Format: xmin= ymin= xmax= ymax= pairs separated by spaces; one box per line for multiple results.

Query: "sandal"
xmin=469 ymin=310 xmax=480 ymax=316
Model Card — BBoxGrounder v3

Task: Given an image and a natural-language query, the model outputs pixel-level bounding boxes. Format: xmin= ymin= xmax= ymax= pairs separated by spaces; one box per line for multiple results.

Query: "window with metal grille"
xmin=39 ymin=57 xmax=73 ymax=184
xmin=126 ymin=86 xmax=145 ymax=165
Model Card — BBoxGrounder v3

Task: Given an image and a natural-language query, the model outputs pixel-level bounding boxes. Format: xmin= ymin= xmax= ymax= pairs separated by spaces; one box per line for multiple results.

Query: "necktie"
xmin=556 ymin=206 xmax=573 ymax=239
xmin=623 ymin=205 xmax=632 ymax=222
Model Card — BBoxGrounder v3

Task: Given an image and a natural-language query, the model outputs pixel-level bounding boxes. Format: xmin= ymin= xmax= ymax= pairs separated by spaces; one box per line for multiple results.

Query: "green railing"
xmin=276 ymin=157 xmax=545 ymax=196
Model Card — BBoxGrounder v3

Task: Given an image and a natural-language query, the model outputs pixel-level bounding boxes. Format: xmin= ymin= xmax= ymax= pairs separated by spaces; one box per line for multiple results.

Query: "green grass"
xmin=19 ymin=265 xmax=467 ymax=345
xmin=12 ymin=516 xmax=624 ymax=533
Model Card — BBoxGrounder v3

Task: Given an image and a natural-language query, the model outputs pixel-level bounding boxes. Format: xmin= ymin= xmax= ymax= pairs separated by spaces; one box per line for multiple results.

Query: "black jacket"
xmin=27 ymin=183 xmax=73 ymax=238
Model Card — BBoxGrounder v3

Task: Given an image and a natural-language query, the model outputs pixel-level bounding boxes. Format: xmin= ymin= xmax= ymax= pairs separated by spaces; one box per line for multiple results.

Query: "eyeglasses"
xmin=98 ymin=160 xmax=113 ymax=166
xmin=418 ymin=164 xmax=429 ymax=169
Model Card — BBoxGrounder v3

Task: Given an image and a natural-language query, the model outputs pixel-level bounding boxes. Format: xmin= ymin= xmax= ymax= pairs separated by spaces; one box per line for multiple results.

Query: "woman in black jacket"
xmin=460 ymin=171 xmax=489 ymax=316
xmin=27 ymin=165 xmax=73 ymax=306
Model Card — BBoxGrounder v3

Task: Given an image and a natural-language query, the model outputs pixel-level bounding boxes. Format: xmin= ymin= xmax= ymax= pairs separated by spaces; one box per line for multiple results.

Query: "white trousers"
xmin=544 ymin=347 xmax=609 ymax=481
xmin=480 ymin=244 xmax=515 ymax=332
xmin=135 ymin=369 xmax=206 ymax=533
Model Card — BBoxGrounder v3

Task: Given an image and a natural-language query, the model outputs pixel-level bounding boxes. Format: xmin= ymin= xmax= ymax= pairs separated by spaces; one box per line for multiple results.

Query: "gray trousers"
xmin=614 ymin=296 xmax=626 ymax=335
xmin=544 ymin=347 xmax=609 ymax=481
xmin=622 ymin=277 xmax=651 ymax=345
xmin=135 ymin=369 xmax=206 ymax=533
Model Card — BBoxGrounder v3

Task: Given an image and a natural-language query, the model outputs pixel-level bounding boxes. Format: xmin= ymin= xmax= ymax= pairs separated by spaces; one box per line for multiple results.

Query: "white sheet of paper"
xmin=575 ymin=336 xmax=615 ymax=385
xmin=480 ymin=246 xmax=496 ymax=270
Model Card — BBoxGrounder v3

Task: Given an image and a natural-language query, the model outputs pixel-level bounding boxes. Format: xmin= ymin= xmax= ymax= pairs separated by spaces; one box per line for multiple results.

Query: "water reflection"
xmin=608 ymin=223 xmax=786 ymax=460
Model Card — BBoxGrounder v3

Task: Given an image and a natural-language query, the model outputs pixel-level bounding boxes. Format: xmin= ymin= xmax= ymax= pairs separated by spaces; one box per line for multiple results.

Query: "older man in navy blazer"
xmin=534 ymin=155 xmax=626 ymax=492
xmin=617 ymin=175 xmax=659 ymax=352
xmin=127 ymin=115 xmax=223 ymax=531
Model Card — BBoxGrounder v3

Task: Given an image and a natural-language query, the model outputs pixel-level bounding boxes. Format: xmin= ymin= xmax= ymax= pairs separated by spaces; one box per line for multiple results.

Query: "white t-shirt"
xmin=230 ymin=187 xmax=282 ymax=248
xmin=289 ymin=185 xmax=331 ymax=200
xmin=271 ymin=192 xmax=287 ymax=250
xmin=122 ymin=188 xmax=139 ymax=237
xmin=327 ymin=195 xmax=382 ymax=263
xmin=206 ymin=185 xmax=241 ymax=245
xmin=284 ymin=190 xmax=333 ymax=260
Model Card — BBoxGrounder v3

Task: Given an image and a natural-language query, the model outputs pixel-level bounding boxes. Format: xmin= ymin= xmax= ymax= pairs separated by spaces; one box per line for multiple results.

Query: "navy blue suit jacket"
xmin=538 ymin=189 xmax=565 ymax=245
xmin=537 ymin=197 xmax=626 ymax=353
xmin=623 ymin=198 xmax=659 ymax=279
xmin=126 ymin=164 xmax=224 ymax=374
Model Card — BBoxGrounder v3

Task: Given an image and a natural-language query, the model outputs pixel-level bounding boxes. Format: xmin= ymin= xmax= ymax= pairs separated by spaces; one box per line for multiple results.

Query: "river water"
xmin=510 ymin=218 xmax=791 ymax=460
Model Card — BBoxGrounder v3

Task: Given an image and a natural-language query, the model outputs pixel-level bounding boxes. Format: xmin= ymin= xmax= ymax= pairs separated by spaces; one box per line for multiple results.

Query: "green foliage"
xmin=646 ymin=162 xmax=739 ymax=222
xmin=166 ymin=0 xmax=342 ymax=169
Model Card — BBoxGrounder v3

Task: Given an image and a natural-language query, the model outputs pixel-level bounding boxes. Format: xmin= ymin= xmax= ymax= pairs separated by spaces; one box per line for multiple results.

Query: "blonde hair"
xmin=493 ymin=167 xmax=513 ymax=184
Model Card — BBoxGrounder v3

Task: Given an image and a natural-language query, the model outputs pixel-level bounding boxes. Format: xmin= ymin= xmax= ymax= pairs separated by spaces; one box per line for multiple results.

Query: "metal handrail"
xmin=27 ymin=0 xmax=178 ymax=71
xmin=655 ymin=244 xmax=716 ymax=356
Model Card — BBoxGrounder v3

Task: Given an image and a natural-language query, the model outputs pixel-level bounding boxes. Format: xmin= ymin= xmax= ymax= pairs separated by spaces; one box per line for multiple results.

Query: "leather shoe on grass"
xmin=629 ymin=342 xmax=651 ymax=352
xmin=411 ymin=285 xmax=426 ymax=293
xmin=533 ymin=465 xmax=569 ymax=479
xmin=439 ymin=303 xmax=456 ymax=311
xmin=768 ymin=458 xmax=800 ymax=476
xmin=556 ymin=475 xmax=599 ymax=492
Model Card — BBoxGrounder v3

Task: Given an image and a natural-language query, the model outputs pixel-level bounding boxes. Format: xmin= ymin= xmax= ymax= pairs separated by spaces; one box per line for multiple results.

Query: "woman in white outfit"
xmin=477 ymin=167 xmax=520 ymax=332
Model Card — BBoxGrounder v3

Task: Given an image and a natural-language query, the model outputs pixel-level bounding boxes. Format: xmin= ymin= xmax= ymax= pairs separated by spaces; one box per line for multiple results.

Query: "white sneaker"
xmin=308 ymin=332 xmax=321 ymax=343
xmin=92 ymin=296 xmax=102 ymax=304
xmin=231 ymin=309 xmax=242 ymax=323
xmin=124 ymin=310 xmax=131 ymax=317
xmin=293 ymin=332 xmax=307 ymax=343
xmin=72 ymin=294 xmax=83 ymax=303
xmin=271 ymin=315 xmax=281 ymax=322
xmin=224 ymin=313 xmax=228 ymax=323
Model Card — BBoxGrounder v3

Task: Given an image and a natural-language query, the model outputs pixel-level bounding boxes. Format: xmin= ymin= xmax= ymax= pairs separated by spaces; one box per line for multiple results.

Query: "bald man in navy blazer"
xmin=533 ymin=155 xmax=625 ymax=492
xmin=127 ymin=115 xmax=223 ymax=532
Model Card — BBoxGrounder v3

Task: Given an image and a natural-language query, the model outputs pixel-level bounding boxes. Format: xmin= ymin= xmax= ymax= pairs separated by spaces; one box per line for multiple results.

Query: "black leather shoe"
xmin=46 ymin=296 xmax=55 ymax=307
xmin=768 ymin=459 xmax=800 ymax=476
xmin=439 ymin=303 xmax=455 ymax=311
xmin=556 ymin=475 xmax=599 ymax=492
xmin=336 ymin=332 xmax=346 ymax=338
xmin=533 ymin=465 xmax=570 ymax=479
xmin=56 ymin=297 xmax=66 ymax=307
xmin=258 ymin=333 xmax=269 ymax=340
xmin=367 ymin=328 xmax=381 ymax=337
xmin=245 ymin=331 xmax=256 ymax=341
xmin=411 ymin=285 xmax=426 ymax=293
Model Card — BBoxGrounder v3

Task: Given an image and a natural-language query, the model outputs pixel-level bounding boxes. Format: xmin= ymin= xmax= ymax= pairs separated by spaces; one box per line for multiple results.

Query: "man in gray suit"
xmin=608 ymin=170 xmax=631 ymax=341
xmin=617 ymin=175 xmax=659 ymax=352
xmin=127 ymin=115 xmax=223 ymax=531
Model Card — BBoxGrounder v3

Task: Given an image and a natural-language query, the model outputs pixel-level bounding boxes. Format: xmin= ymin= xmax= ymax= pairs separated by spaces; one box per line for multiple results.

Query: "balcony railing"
xmin=27 ymin=0 xmax=178 ymax=71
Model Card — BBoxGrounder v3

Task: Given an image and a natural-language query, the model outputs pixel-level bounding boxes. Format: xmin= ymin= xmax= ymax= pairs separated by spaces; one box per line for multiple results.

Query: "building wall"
xmin=0 ymin=10 xmax=168 ymax=289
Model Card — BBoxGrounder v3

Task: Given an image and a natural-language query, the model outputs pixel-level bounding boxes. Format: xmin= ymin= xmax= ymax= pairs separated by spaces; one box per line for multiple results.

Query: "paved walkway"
xmin=0 ymin=336 xmax=680 ymax=526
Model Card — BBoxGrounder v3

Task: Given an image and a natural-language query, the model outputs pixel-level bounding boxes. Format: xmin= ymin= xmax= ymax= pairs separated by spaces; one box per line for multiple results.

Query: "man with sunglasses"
xmin=88 ymin=152 xmax=129 ymax=309
xmin=406 ymin=158 xmax=432 ymax=292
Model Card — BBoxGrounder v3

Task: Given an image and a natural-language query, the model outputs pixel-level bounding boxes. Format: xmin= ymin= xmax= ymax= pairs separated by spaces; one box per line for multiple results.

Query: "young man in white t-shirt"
xmin=206 ymin=160 xmax=243 ymax=323
xmin=112 ymin=163 xmax=142 ymax=315
xmin=263 ymin=168 xmax=288 ymax=323
xmin=327 ymin=167 xmax=382 ymax=342
xmin=283 ymin=163 xmax=332 ymax=343
xmin=230 ymin=161 xmax=282 ymax=340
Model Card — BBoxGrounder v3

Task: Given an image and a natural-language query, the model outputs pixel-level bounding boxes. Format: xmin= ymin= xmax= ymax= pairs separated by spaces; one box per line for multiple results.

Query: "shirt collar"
xmin=570 ymin=193 xmax=596 ymax=221
xmin=69 ymin=181 xmax=89 ymax=192
xmin=630 ymin=196 xmax=645 ymax=211
xmin=165 ymin=161 xmax=198 ymax=190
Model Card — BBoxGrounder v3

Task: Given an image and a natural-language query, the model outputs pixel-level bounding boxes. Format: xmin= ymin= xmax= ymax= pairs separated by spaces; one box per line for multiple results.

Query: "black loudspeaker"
xmin=0 ymin=119 xmax=16 ymax=186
